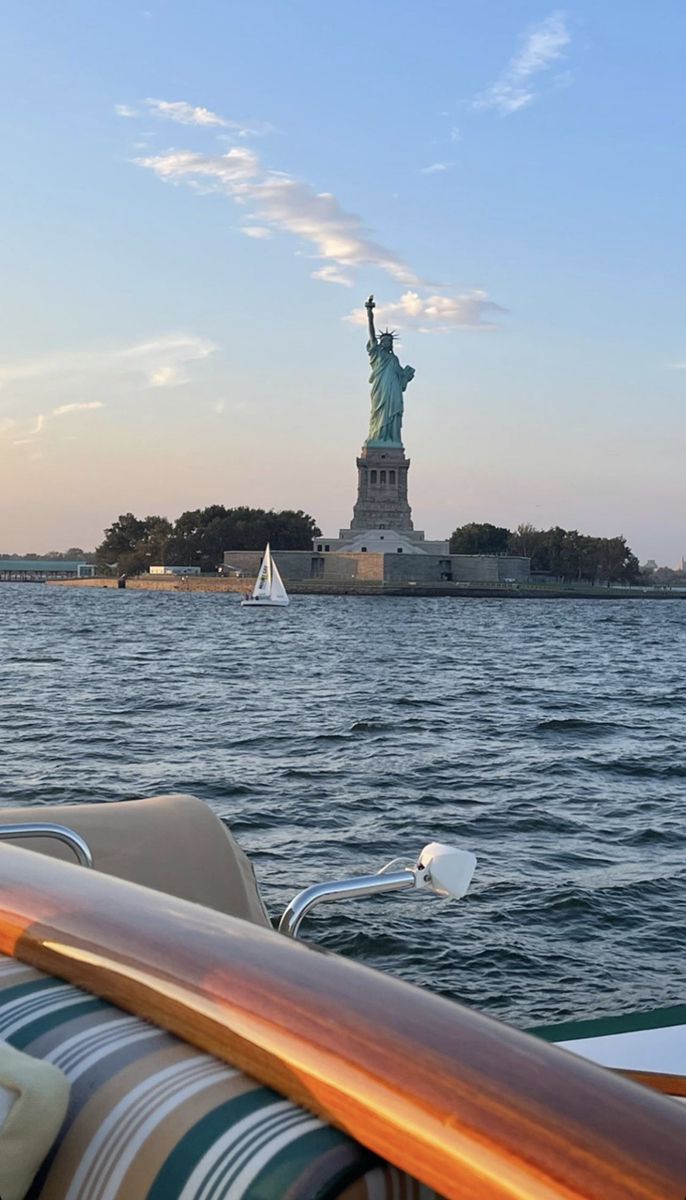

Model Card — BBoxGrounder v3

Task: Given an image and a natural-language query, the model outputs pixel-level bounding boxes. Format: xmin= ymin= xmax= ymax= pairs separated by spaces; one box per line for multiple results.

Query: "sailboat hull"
xmin=240 ymin=596 xmax=289 ymax=607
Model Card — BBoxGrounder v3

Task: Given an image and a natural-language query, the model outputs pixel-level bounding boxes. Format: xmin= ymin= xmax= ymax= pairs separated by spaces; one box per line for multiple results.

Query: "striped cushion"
xmin=0 ymin=957 xmax=445 ymax=1200
xmin=337 ymin=1167 xmax=444 ymax=1199
xmin=0 ymin=956 xmax=372 ymax=1199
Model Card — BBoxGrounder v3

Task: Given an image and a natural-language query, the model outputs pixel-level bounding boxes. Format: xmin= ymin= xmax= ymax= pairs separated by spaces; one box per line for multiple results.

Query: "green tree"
xmin=97 ymin=505 xmax=321 ymax=575
xmin=507 ymin=523 xmax=541 ymax=558
xmin=95 ymin=514 xmax=172 ymax=574
xmin=169 ymin=506 xmax=321 ymax=571
xmin=518 ymin=526 xmax=641 ymax=583
xmin=449 ymin=522 xmax=510 ymax=555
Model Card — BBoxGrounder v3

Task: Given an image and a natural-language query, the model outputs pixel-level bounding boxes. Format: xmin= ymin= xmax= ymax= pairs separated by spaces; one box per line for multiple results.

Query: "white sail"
xmin=252 ymin=545 xmax=273 ymax=599
xmin=241 ymin=544 xmax=289 ymax=607
xmin=269 ymin=555 xmax=289 ymax=605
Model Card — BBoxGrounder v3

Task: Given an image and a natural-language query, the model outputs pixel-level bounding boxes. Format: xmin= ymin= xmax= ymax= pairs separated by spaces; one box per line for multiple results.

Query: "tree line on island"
xmin=0 ymin=548 xmax=95 ymax=561
xmin=91 ymin=507 xmax=643 ymax=585
xmin=449 ymin=522 xmax=640 ymax=583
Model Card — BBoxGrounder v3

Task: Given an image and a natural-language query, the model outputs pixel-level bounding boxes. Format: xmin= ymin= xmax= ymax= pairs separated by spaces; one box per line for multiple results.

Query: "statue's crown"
xmin=379 ymin=328 xmax=398 ymax=340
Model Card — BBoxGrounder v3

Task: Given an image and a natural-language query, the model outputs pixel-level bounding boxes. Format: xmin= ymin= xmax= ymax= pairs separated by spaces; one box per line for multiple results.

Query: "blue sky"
xmin=1 ymin=1 xmax=684 ymax=562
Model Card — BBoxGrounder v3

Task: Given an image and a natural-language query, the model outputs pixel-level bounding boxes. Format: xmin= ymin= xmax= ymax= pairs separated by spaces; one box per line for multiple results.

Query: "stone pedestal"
xmin=350 ymin=444 xmax=413 ymax=531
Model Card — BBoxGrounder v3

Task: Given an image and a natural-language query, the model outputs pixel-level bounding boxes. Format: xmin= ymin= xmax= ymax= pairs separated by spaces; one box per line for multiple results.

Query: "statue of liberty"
xmin=365 ymin=295 xmax=415 ymax=447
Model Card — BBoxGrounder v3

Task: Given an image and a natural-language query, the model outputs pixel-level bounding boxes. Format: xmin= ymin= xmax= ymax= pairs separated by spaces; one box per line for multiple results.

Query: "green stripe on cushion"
xmin=147 ymin=1088 xmax=376 ymax=1200
xmin=147 ymin=1089 xmax=290 ymax=1199
xmin=249 ymin=1124 xmax=377 ymax=1200
xmin=10 ymin=997 xmax=109 ymax=1051
xmin=0 ymin=977 xmax=110 ymax=1051
xmin=0 ymin=977 xmax=67 ymax=1005
xmin=528 ymin=1003 xmax=686 ymax=1043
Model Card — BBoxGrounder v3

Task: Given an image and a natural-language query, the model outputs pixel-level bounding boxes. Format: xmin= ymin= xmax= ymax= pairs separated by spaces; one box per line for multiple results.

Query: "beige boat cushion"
xmin=0 ymin=795 xmax=270 ymax=927
xmin=0 ymin=956 xmax=446 ymax=1199
xmin=0 ymin=1038 xmax=70 ymax=1200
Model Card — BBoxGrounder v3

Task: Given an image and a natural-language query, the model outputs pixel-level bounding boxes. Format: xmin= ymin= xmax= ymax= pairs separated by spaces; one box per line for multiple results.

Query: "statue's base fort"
xmin=222 ymin=547 xmax=530 ymax=586
xmin=325 ymin=443 xmax=450 ymax=556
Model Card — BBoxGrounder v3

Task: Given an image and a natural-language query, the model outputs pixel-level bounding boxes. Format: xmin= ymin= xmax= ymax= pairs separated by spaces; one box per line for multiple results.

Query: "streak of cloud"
xmin=115 ymin=97 xmax=273 ymax=138
xmin=52 ymin=401 xmax=105 ymax=416
xmin=146 ymin=99 xmax=227 ymax=127
xmin=3 ymin=335 xmax=217 ymax=454
xmin=473 ymin=12 xmax=570 ymax=115
xmin=240 ymin=225 xmax=273 ymax=239
xmin=129 ymin=100 xmax=505 ymax=328
xmin=346 ymin=289 xmax=505 ymax=332
xmin=0 ymin=334 xmax=217 ymax=390
xmin=311 ymin=265 xmax=354 ymax=288
xmin=135 ymin=146 xmax=418 ymax=284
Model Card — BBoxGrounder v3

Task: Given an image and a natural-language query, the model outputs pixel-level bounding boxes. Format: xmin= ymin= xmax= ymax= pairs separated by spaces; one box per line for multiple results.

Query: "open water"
xmin=1 ymin=582 xmax=685 ymax=1028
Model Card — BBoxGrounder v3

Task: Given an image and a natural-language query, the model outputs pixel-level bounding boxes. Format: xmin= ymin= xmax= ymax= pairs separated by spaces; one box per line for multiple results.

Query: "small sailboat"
xmin=240 ymin=542 xmax=289 ymax=607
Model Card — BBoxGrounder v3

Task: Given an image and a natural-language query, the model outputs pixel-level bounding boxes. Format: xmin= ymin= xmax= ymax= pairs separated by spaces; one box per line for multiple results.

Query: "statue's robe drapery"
xmin=366 ymin=341 xmax=415 ymax=446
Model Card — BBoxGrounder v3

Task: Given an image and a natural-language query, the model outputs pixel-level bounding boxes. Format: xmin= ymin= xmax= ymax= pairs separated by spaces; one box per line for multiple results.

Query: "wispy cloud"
xmin=3 ymin=335 xmax=217 ymax=454
xmin=473 ymin=12 xmax=570 ymax=115
xmin=135 ymin=147 xmax=259 ymax=188
xmin=240 ymin=225 xmax=273 ymax=240
xmin=116 ymin=98 xmax=272 ymax=138
xmin=147 ymin=365 xmax=184 ymax=387
xmin=52 ymin=401 xmax=105 ymax=416
xmin=346 ymin=290 xmax=505 ymax=332
xmin=146 ymin=99 xmax=227 ymax=127
xmin=10 ymin=402 xmax=103 ymax=450
xmin=311 ymin=265 xmax=354 ymax=288
xmin=421 ymin=162 xmax=453 ymax=175
xmin=11 ymin=413 xmax=46 ymax=451
xmin=127 ymin=99 xmax=502 ymax=328
xmin=0 ymin=334 xmax=217 ymax=392
xmin=118 ymin=333 xmax=217 ymax=386
xmin=135 ymin=147 xmax=418 ymax=284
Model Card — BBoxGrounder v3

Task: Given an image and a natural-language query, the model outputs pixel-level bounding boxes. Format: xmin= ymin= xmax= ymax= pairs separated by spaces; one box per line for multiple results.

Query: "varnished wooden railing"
xmin=0 ymin=843 xmax=684 ymax=1200
xmin=618 ymin=1068 xmax=686 ymax=1098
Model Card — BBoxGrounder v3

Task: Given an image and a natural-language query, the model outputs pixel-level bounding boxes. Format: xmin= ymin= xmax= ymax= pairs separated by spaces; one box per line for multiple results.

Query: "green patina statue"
xmin=365 ymin=294 xmax=415 ymax=447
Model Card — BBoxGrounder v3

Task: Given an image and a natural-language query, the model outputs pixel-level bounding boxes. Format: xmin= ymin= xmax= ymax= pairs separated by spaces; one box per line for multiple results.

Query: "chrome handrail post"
xmin=278 ymin=868 xmax=418 ymax=938
xmin=0 ymin=823 xmax=94 ymax=869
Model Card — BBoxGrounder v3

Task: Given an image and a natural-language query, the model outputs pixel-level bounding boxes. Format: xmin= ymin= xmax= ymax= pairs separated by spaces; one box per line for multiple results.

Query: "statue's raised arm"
xmin=365 ymin=294 xmax=377 ymax=346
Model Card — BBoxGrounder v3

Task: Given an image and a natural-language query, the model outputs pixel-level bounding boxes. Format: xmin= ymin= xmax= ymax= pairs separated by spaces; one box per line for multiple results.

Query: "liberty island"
xmin=43 ymin=301 xmax=659 ymax=597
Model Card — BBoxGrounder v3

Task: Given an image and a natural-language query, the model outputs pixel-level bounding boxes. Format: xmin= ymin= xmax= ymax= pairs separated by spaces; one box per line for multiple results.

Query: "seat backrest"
xmin=0 ymin=795 xmax=270 ymax=926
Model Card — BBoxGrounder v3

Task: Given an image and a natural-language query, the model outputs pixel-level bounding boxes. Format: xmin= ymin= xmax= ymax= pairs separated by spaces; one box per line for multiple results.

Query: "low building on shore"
xmin=0 ymin=559 xmax=96 ymax=581
xmin=149 ymin=565 xmax=201 ymax=576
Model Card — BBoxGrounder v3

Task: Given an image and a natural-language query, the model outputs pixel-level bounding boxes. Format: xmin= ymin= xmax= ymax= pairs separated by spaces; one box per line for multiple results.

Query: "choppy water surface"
xmin=2 ymin=583 xmax=685 ymax=1028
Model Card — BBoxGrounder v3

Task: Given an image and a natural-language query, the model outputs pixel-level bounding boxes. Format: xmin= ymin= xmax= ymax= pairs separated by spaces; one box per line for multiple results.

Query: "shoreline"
xmin=43 ymin=576 xmax=686 ymax=600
